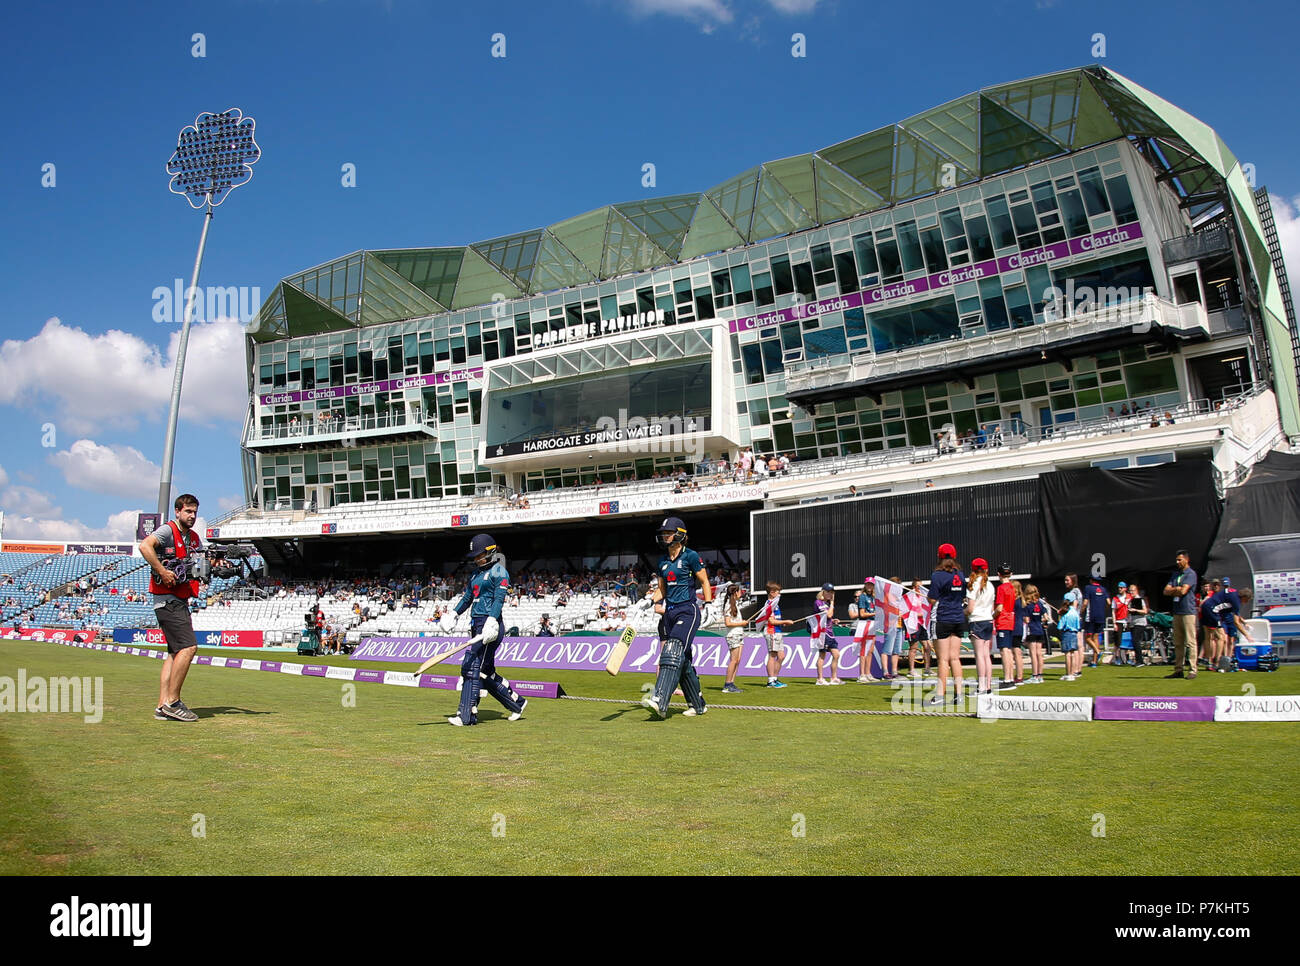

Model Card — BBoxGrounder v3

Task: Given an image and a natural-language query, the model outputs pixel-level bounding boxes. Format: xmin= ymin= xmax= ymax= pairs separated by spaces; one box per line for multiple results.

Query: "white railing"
xmin=248 ymin=410 xmax=436 ymax=445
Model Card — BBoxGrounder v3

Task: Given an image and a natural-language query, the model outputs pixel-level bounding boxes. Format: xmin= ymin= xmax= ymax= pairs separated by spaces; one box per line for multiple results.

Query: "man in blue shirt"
xmin=641 ymin=517 xmax=712 ymax=719
xmin=1163 ymin=550 xmax=1199 ymax=679
xmin=1082 ymin=577 xmax=1109 ymax=668
xmin=442 ymin=533 xmax=528 ymax=726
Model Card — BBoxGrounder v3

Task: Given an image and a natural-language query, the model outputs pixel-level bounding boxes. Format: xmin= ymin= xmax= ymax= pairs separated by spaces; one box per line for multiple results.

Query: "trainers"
xmin=768 ymin=680 xmax=787 ymax=689
xmin=925 ymin=694 xmax=944 ymax=707
xmin=856 ymin=675 xmax=871 ymax=683
xmin=508 ymin=699 xmax=527 ymax=721
xmin=682 ymin=706 xmax=707 ymax=716
xmin=153 ymin=706 xmax=168 ymax=720
xmin=1187 ymin=671 xmax=1198 ymax=680
xmin=1165 ymin=670 xmax=1184 ymax=679
xmin=828 ymin=678 xmax=844 ymax=685
xmin=447 ymin=715 xmax=468 ymax=726
xmin=721 ymin=683 xmax=742 ymax=693
xmin=815 ymin=679 xmax=830 ymax=686
xmin=158 ymin=702 xmax=197 ymax=722
xmin=999 ymin=681 xmax=1017 ymax=690
xmin=641 ymin=694 xmax=665 ymax=718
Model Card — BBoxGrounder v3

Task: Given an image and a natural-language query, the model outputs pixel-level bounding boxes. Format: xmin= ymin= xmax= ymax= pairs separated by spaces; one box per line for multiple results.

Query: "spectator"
xmin=1082 ymin=576 xmax=1108 ymax=668
xmin=1163 ymin=550 xmax=1198 ymax=679
xmin=926 ymin=543 xmax=967 ymax=707
xmin=966 ymin=558 xmax=996 ymax=694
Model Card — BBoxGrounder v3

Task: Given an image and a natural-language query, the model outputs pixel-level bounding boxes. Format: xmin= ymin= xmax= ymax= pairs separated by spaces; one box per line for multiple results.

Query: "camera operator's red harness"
xmin=149 ymin=520 xmax=202 ymax=600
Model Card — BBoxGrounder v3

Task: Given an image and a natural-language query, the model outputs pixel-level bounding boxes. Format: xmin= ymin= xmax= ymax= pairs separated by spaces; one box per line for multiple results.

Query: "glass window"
xmin=771 ymin=257 xmax=794 ymax=296
xmin=1078 ymin=167 xmax=1110 ymax=216
xmin=761 ymin=338 xmax=784 ymax=375
xmin=1105 ymin=175 xmax=1138 ymax=223
xmin=876 ymin=238 xmax=902 ymax=280
xmin=780 ymin=321 xmax=802 ymax=351
xmin=1032 ymin=181 xmax=1057 ymax=214
xmin=1004 ymin=285 xmax=1033 ymax=329
xmin=732 ymin=264 xmax=752 ymax=303
xmin=979 ymin=276 xmax=1009 ymax=332
xmin=741 ymin=343 xmax=764 ymax=385
xmin=853 ymin=233 xmax=878 ymax=278
xmin=940 ymin=208 xmax=964 ymax=239
xmin=789 ymin=262 xmax=813 ymax=302
xmin=965 ymin=215 xmax=994 ymax=261
xmin=1059 ymin=188 xmax=1089 ymax=237
xmin=754 ymin=271 xmax=774 ymax=306
xmin=985 ymin=196 xmax=1017 ymax=249
xmin=833 ymin=251 xmax=858 ymax=294
xmin=804 ymin=326 xmax=848 ymax=359
xmin=920 ymin=227 xmax=947 ymax=273
xmin=896 ymin=222 xmax=925 ymax=274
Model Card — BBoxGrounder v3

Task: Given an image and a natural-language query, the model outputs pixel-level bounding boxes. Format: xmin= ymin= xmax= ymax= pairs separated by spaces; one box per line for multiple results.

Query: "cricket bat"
xmin=414 ymin=631 xmax=483 ymax=675
xmin=605 ymin=624 xmax=638 ymax=676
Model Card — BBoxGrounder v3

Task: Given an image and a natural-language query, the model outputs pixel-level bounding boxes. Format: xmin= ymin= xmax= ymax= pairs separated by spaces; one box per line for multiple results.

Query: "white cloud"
xmin=50 ymin=439 xmax=162 ymax=499
xmin=1270 ymin=193 xmax=1300 ymax=322
xmin=0 ymin=316 xmax=248 ymax=437
xmin=765 ymin=0 xmax=820 ymax=12
xmin=0 ymin=460 xmax=146 ymax=543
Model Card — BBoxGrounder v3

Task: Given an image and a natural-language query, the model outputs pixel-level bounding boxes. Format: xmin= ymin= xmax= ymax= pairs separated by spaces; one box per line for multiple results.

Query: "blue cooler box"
xmin=1235 ymin=642 xmax=1279 ymax=671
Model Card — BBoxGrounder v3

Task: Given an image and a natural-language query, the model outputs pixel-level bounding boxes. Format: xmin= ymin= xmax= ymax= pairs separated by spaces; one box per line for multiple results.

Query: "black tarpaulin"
xmin=1036 ymin=458 xmax=1222 ymax=581
xmin=1206 ymin=451 xmax=1300 ymax=593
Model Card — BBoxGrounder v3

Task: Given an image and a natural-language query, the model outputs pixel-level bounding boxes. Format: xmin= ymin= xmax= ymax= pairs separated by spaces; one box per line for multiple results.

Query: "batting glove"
xmin=440 ymin=611 xmax=459 ymax=635
xmin=482 ymin=616 xmax=501 ymax=644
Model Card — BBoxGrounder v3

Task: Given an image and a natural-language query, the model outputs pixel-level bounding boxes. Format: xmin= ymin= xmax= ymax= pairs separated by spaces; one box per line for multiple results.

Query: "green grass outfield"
xmin=2 ymin=640 xmax=1297 ymax=875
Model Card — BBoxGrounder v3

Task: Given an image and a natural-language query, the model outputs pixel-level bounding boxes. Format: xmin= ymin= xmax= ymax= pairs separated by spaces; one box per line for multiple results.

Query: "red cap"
xmin=971 ymin=557 xmax=988 ymax=569
xmin=937 ymin=543 xmax=956 ymax=559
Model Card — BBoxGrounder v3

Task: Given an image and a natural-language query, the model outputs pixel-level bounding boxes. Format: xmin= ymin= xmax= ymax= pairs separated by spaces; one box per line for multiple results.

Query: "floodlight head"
xmin=165 ymin=108 xmax=260 ymax=208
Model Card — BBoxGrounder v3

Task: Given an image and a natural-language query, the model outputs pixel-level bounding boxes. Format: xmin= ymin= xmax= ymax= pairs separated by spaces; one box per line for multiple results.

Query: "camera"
xmin=165 ymin=544 xmax=253 ymax=583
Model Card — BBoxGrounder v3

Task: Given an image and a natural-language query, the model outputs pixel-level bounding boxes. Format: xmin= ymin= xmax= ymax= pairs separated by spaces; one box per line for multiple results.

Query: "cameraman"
xmin=140 ymin=493 xmax=204 ymax=722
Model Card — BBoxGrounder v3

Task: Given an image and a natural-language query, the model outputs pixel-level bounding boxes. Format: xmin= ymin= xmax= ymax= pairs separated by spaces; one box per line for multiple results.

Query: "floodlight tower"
xmin=157 ymin=109 xmax=261 ymax=519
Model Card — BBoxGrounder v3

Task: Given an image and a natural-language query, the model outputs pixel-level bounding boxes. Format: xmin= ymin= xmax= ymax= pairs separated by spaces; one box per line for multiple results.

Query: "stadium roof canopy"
xmin=249 ymin=65 xmax=1279 ymax=347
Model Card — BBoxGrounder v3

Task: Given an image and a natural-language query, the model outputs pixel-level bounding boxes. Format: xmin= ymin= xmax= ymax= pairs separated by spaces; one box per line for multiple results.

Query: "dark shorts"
xmin=154 ymin=597 xmax=198 ymax=654
xmin=968 ymin=620 xmax=993 ymax=640
xmin=996 ymin=629 xmax=1017 ymax=649
xmin=908 ymin=629 xmax=928 ymax=645
xmin=1025 ymin=633 xmax=1044 ymax=645
xmin=934 ymin=619 xmax=966 ymax=639
xmin=1084 ymin=620 xmax=1105 ymax=634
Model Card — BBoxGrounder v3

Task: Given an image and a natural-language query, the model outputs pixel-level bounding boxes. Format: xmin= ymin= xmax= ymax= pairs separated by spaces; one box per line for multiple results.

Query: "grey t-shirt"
xmin=150 ymin=524 xmax=202 ymax=608
xmin=1170 ymin=566 xmax=1197 ymax=615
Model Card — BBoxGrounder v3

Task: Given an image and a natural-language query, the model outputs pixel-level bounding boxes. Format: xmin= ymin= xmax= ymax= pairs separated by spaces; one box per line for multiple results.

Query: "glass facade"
xmin=247 ymin=138 xmax=1245 ymax=504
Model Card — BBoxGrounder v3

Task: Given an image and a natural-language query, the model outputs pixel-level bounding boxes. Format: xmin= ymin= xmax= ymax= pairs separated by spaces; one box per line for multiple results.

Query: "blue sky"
xmin=1 ymin=0 xmax=1297 ymax=541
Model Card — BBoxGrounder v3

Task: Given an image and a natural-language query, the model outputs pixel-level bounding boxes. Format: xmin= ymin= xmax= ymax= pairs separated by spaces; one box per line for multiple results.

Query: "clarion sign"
xmin=1214 ymin=695 xmax=1300 ymax=722
xmin=976 ymin=694 xmax=1093 ymax=721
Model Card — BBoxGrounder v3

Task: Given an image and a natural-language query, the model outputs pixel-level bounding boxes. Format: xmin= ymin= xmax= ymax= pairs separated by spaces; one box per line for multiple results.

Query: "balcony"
xmin=785 ymin=295 xmax=1208 ymax=404
xmin=1161 ymin=226 xmax=1232 ymax=265
xmin=245 ymin=410 xmax=438 ymax=451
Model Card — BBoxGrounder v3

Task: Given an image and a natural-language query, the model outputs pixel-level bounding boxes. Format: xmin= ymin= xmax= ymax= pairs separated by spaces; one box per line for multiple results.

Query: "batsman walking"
xmin=641 ymin=517 xmax=712 ymax=719
xmin=442 ymin=533 xmax=527 ymax=726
